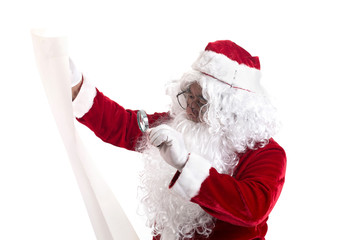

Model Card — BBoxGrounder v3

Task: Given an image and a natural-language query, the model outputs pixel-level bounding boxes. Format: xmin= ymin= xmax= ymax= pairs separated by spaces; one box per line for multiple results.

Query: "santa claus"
xmin=71 ymin=40 xmax=286 ymax=240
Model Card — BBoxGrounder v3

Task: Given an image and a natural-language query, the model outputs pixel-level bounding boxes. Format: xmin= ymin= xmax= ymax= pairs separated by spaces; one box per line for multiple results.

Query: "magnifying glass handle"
xmin=137 ymin=110 xmax=164 ymax=147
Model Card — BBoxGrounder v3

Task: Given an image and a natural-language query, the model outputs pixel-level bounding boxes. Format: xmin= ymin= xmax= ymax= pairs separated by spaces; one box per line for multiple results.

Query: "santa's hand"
xmin=149 ymin=124 xmax=189 ymax=170
xmin=69 ymin=58 xmax=82 ymax=87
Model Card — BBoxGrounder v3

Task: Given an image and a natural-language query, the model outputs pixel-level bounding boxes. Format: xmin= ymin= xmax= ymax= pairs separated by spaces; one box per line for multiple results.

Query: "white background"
xmin=1 ymin=0 xmax=359 ymax=239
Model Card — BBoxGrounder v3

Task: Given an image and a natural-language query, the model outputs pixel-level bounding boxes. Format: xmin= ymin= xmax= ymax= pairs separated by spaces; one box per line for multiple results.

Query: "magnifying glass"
xmin=137 ymin=110 xmax=149 ymax=133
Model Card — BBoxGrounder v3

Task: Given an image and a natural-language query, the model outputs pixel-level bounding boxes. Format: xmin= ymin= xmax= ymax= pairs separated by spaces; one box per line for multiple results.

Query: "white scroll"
xmin=31 ymin=29 xmax=139 ymax=240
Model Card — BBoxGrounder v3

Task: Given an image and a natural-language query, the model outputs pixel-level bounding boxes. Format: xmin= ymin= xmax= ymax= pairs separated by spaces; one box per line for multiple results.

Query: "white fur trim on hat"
xmin=192 ymin=50 xmax=261 ymax=92
xmin=72 ymin=76 xmax=97 ymax=118
xmin=171 ymin=153 xmax=212 ymax=200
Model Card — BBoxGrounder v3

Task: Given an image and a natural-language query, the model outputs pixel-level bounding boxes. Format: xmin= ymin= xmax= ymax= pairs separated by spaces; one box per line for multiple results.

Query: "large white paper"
xmin=31 ymin=28 xmax=139 ymax=240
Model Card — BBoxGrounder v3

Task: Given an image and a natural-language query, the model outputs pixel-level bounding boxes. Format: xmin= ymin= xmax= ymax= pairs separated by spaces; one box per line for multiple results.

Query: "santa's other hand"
xmin=69 ymin=58 xmax=83 ymax=101
xmin=149 ymin=124 xmax=189 ymax=170
xmin=69 ymin=58 xmax=82 ymax=87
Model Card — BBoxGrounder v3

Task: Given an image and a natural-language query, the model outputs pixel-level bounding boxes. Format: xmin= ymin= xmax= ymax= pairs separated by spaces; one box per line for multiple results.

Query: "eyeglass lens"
xmin=177 ymin=92 xmax=187 ymax=109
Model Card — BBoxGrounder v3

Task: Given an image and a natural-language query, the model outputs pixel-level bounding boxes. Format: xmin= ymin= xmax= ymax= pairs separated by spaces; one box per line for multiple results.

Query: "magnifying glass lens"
xmin=137 ymin=110 xmax=149 ymax=133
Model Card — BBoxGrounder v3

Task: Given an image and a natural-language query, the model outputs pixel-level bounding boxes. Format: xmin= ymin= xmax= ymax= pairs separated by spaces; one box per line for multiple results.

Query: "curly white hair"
xmin=167 ymin=70 xmax=280 ymax=174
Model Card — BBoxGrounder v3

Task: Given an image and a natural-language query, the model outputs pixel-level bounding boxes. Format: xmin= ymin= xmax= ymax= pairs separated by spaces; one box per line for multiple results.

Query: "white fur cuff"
xmin=72 ymin=76 xmax=97 ymax=118
xmin=171 ymin=153 xmax=212 ymax=201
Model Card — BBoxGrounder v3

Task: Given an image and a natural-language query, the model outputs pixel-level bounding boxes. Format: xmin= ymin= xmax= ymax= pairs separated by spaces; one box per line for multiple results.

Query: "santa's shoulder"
xmin=265 ymin=138 xmax=285 ymax=153
xmin=251 ymin=138 xmax=286 ymax=166
xmin=240 ymin=138 xmax=286 ymax=164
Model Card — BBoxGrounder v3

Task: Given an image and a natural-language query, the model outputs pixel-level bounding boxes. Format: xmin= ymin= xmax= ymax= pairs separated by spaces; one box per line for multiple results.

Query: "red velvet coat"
xmin=72 ymin=79 xmax=287 ymax=240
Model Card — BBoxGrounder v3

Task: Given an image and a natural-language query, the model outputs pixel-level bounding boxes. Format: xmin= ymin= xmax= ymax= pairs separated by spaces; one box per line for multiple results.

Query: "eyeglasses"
xmin=176 ymin=89 xmax=207 ymax=110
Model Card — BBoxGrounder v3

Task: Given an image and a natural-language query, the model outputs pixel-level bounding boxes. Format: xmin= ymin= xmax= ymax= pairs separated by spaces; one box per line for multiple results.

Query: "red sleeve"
xmin=76 ymin=88 xmax=169 ymax=151
xmin=170 ymin=142 xmax=286 ymax=227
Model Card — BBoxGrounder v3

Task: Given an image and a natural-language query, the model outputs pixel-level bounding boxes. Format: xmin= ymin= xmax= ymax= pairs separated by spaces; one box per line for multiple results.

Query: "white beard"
xmin=138 ymin=112 xmax=240 ymax=240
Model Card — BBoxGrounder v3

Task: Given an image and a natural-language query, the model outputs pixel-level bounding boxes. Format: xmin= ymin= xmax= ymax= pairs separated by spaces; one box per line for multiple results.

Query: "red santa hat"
xmin=192 ymin=40 xmax=261 ymax=93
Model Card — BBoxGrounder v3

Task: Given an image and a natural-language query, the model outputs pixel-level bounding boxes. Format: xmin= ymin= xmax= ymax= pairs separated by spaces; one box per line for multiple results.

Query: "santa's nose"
xmin=187 ymin=102 xmax=199 ymax=114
